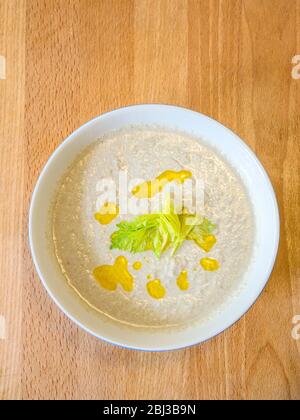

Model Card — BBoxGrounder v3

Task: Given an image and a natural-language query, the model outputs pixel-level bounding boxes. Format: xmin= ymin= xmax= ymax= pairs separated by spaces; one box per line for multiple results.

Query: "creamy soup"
xmin=52 ymin=127 xmax=254 ymax=327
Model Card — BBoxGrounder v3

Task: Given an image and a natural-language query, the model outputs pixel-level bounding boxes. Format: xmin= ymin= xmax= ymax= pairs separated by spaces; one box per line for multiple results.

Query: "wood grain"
xmin=0 ymin=0 xmax=299 ymax=400
xmin=0 ymin=0 xmax=25 ymax=400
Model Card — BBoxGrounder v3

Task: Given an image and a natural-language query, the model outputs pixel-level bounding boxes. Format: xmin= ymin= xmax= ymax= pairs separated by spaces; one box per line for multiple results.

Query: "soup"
xmin=52 ymin=127 xmax=254 ymax=327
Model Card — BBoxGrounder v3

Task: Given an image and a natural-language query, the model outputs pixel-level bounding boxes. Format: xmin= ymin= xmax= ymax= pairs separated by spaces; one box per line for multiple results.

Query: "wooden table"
xmin=0 ymin=0 xmax=299 ymax=401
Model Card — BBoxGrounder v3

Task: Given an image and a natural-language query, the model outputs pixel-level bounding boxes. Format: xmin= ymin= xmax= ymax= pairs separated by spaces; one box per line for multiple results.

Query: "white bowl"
xmin=29 ymin=104 xmax=280 ymax=351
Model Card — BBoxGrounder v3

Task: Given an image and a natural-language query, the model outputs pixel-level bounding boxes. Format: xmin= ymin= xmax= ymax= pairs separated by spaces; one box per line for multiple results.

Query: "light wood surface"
xmin=0 ymin=0 xmax=299 ymax=400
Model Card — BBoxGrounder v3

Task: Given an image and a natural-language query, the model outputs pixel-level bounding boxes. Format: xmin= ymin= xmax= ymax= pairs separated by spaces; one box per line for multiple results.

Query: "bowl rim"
xmin=29 ymin=103 xmax=280 ymax=351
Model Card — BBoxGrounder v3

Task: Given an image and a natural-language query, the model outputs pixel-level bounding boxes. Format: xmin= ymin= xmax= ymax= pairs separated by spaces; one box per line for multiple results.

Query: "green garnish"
xmin=187 ymin=217 xmax=216 ymax=241
xmin=110 ymin=201 xmax=217 ymax=258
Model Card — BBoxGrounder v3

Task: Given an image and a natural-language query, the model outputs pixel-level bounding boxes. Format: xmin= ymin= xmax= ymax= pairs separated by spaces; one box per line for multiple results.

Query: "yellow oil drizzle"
xmin=93 ymin=256 xmax=134 ymax=292
xmin=194 ymin=234 xmax=217 ymax=253
xmin=200 ymin=258 xmax=220 ymax=271
xmin=147 ymin=279 xmax=166 ymax=299
xmin=132 ymin=170 xmax=192 ymax=198
xmin=176 ymin=271 xmax=189 ymax=291
xmin=133 ymin=261 xmax=142 ymax=270
xmin=94 ymin=202 xmax=119 ymax=225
